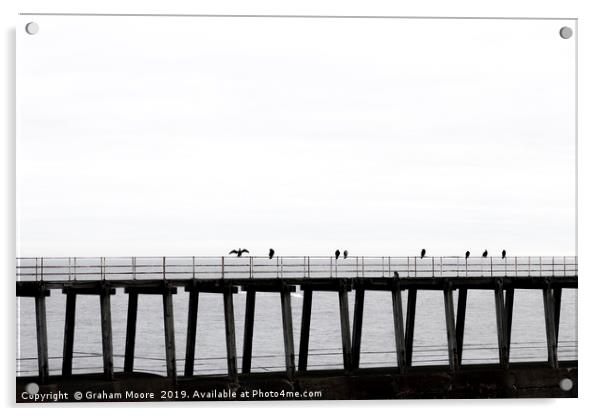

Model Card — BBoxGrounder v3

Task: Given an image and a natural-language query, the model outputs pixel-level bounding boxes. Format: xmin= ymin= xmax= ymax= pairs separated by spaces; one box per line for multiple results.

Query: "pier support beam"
xmin=61 ymin=290 xmax=77 ymax=376
xmin=554 ymin=288 xmax=562 ymax=347
xmin=455 ymin=289 xmax=467 ymax=365
xmin=298 ymin=289 xmax=313 ymax=372
xmin=338 ymin=285 xmax=353 ymax=373
xmin=242 ymin=290 xmax=256 ymax=374
xmin=124 ymin=292 xmax=138 ymax=373
xmin=543 ymin=286 xmax=559 ymax=368
xmin=162 ymin=287 xmax=177 ymax=381
xmin=99 ymin=285 xmax=114 ymax=380
xmin=443 ymin=288 xmax=459 ymax=372
xmin=351 ymin=287 xmax=365 ymax=370
xmin=280 ymin=287 xmax=296 ymax=380
xmin=391 ymin=285 xmax=406 ymax=373
xmin=223 ymin=288 xmax=238 ymax=382
xmin=505 ymin=288 xmax=515 ymax=356
xmin=405 ymin=289 xmax=417 ymax=367
xmin=184 ymin=290 xmax=199 ymax=376
xmin=34 ymin=286 xmax=50 ymax=383
xmin=494 ymin=283 xmax=509 ymax=368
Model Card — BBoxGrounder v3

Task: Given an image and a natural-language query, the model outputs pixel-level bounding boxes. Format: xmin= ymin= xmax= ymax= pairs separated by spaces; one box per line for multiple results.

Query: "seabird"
xmin=393 ymin=271 xmax=400 ymax=278
xmin=269 ymin=248 xmax=275 ymax=259
xmin=502 ymin=249 xmax=506 ymax=259
xmin=335 ymin=249 xmax=341 ymax=260
xmin=421 ymin=248 xmax=426 ymax=259
xmin=229 ymin=248 xmax=249 ymax=257
xmin=465 ymin=251 xmax=470 ymax=260
xmin=482 ymin=249 xmax=488 ymax=258
xmin=343 ymin=250 xmax=349 ymax=259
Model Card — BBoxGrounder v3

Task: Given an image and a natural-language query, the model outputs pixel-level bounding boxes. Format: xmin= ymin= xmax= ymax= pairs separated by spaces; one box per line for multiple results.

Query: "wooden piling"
xmin=456 ymin=288 xmax=467 ymax=364
xmin=124 ymin=292 xmax=138 ymax=373
xmin=405 ymin=289 xmax=417 ymax=367
xmin=443 ymin=288 xmax=459 ymax=372
xmin=223 ymin=288 xmax=238 ymax=381
xmin=61 ymin=290 xmax=77 ymax=376
xmin=99 ymin=285 xmax=114 ymax=380
xmin=542 ymin=287 xmax=559 ymax=368
xmin=298 ymin=289 xmax=313 ymax=372
xmin=184 ymin=289 xmax=199 ymax=376
xmin=34 ymin=287 xmax=49 ymax=383
xmin=280 ymin=287 xmax=296 ymax=380
xmin=338 ymin=286 xmax=352 ymax=372
xmin=242 ymin=290 xmax=256 ymax=374
xmin=504 ymin=288 xmax=515 ymax=355
xmin=391 ymin=285 xmax=406 ymax=373
xmin=162 ymin=286 xmax=177 ymax=380
xmin=553 ymin=288 xmax=562 ymax=347
xmin=494 ymin=285 xmax=509 ymax=368
xmin=351 ymin=287 xmax=365 ymax=370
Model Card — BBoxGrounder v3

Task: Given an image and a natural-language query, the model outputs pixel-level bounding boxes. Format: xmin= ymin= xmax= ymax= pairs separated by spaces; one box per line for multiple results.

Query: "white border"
xmin=2 ymin=0 xmax=601 ymax=414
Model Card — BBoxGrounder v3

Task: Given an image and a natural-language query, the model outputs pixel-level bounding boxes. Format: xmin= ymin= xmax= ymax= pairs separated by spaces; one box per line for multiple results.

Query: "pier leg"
xmin=443 ymin=288 xmax=459 ymax=372
xmin=162 ymin=289 xmax=177 ymax=380
xmin=223 ymin=290 xmax=238 ymax=382
xmin=61 ymin=291 xmax=77 ymax=376
xmin=99 ymin=287 xmax=114 ymax=380
xmin=351 ymin=288 xmax=365 ymax=370
xmin=504 ymin=288 xmax=515 ymax=357
xmin=184 ymin=290 xmax=199 ymax=376
xmin=391 ymin=286 xmax=406 ymax=373
xmin=494 ymin=286 xmax=509 ymax=368
xmin=298 ymin=289 xmax=313 ymax=372
xmin=124 ymin=292 xmax=138 ymax=373
xmin=242 ymin=290 xmax=256 ymax=374
xmin=553 ymin=288 xmax=562 ymax=348
xmin=456 ymin=289 xmax=467 ymax=365
xmin=542 ymin=287 xmax=559 ymax=368
xmin=34 ymin=292 xmax=49 ymax=383
xmin=280 ymin=288 xmax=295 ymax=380
xmin=338 ymin=287 xmax=352 ymax=373
xmin=405 ymin=289 xmax=417 ymax=367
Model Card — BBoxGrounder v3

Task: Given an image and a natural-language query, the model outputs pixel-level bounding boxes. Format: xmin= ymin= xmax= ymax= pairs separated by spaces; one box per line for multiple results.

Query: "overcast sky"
xmin=16 ymin=16 xmax=576 ymax=257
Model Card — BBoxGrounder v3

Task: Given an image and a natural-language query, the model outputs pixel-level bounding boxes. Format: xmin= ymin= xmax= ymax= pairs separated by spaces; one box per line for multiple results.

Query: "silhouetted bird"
xmin=421 ymin=248 xmax=426 ymax=259
xmin=482 ymin=249 xmax=488 ymax=258
xmin=343 ymin=250 xmax=349 ymax=259
xmin=269 ymin=248 xmax=275 ymax=259
xmin=502 ymin=249 xmax=506 ymax=259
xmin=335 ymin=249 xmax=341 ymax=260
xmin=229 ymin=248 xmax=249 ymax=257
xmin=465 ymin=251 xmax=470 ymax=260
xmin=393 ymin=271 xmax=400 ymax=278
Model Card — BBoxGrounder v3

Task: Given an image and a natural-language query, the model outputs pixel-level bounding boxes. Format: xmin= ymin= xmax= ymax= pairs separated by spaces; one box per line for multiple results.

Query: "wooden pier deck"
xmin=16 ymin=256 xmax=578 ymax=401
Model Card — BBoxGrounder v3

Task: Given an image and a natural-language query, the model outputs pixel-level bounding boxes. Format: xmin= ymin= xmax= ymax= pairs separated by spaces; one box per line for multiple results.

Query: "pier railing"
xmin=16 ymin=256 xmax=578 ymax=281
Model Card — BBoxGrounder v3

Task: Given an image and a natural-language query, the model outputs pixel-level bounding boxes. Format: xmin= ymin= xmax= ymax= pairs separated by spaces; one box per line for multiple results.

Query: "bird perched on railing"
xmin=482 ymin=249 xmax=488 ymax=258
xmin=421 ymin=248 xmax=426 ymax=259
xmin=465 ymin=251 xmax=470 ymax=260
xmin=502 ymin=249 xmax=506 ymax=259
xmin=393 ymin=271 xmax=400 ymax=278
xmin=343 ymin=250 xmax=349 ymax=259
xmin=269 ymin=248 xmax=275 ymax=259
xmin=335 ymin=249 xmax=341 ymax=260
xmin=229 ymin=248 xmax=249 ymax=257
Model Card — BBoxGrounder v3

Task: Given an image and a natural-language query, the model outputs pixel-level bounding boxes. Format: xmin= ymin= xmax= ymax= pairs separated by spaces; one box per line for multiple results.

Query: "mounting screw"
xmin=25 ymin=22 xmax=39 ymax=35
xmin=559 ymin=26 xmax=573 ymax=39
xmin=559 ymin=378 xmax=573 ymax=391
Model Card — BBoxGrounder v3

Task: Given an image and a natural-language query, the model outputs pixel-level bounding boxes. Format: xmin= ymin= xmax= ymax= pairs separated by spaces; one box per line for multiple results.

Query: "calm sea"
xmin=16 ymin=288 xmax=577 ymax=376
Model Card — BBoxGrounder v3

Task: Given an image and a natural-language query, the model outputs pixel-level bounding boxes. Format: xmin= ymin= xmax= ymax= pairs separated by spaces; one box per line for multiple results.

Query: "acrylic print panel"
xmin=16 ymin=15 xmax=576 ymax=402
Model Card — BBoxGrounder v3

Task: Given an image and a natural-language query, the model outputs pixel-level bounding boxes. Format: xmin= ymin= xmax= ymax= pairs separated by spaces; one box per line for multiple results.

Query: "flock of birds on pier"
xmin=229 ymin=248 xmax=508 ymax=259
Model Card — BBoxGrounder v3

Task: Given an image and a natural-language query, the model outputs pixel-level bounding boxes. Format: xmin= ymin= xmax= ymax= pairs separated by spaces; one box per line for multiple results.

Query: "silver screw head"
xmin=559 ymin=26 xmax=573 ymax=39
xmin=25 ymin=22 xmax=39 ymax=35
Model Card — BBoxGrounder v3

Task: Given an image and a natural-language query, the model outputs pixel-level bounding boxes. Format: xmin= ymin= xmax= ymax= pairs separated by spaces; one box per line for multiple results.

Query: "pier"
xmin=16 ymin=255 xmax=578 ymax=401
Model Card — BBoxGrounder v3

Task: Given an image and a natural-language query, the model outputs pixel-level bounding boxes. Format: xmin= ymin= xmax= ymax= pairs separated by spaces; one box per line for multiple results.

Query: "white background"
xmin=16 ymin=15 xmax=575 ymax=258
xmin=2 ymin=0 xmax=602 ymax=414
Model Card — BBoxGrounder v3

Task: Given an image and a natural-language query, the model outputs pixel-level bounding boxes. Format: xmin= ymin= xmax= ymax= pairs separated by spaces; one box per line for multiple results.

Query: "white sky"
xmin=16 ymin=16 xmax=576 ymax=257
